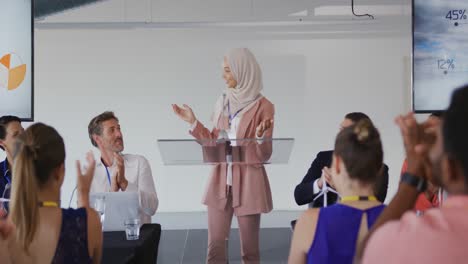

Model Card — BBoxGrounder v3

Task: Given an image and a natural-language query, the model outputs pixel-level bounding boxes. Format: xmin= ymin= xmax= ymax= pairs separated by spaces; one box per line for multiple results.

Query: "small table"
xmin=102 ymin=224 xmax=161 ymax=264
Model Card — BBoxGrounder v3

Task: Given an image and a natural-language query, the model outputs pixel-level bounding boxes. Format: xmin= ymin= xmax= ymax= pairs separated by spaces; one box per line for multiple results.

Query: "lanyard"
xmin=3 ymin=160 xmax=10 ymax=185
xmin=100 ymin=158 xmax=112 ymax=186
xmin=104 ymin=166 xmax=111 ymax=186
xmin=227 ymin=101 xmax=244 ymax=128
xmin=340 ymin=195 xmax=377 ymax=202
xmin=38 ymin=201 xmax=59 ymax=207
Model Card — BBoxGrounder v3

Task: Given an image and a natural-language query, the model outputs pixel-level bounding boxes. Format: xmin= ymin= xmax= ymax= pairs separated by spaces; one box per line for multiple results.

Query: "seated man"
xmin=360 ymin=85 xmax=468 ymax=263
xmin=88 ymin=111 xmax=158 ymax=223
xmin=294 ymin=112 xmax=389 ymax=207
xmin=0 ymin=116 xmax=24 ymax=201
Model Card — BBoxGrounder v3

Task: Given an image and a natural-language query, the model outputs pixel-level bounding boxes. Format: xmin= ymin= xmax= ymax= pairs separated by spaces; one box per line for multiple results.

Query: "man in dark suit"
xmin=0 ymin=116 xmax=23 ymax=202
xmin=294 ymin=112 xmax=389 ymax=207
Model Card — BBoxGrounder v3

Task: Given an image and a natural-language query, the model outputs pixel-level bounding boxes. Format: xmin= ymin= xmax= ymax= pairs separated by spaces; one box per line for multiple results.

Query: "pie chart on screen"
xmin=0 ymin=53 xmax=27 ymax=91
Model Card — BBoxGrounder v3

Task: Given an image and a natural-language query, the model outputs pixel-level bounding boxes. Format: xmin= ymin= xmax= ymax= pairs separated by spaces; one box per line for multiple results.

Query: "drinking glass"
xmin=124 ymin=219 xmax=140 ymax=240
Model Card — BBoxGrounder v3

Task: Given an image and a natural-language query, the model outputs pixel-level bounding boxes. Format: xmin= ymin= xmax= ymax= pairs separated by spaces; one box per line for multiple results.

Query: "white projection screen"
xmin=413 ymin=0 xmax=468 ymax=113
xmin=0 ymin=0 xmax=33 ymax=120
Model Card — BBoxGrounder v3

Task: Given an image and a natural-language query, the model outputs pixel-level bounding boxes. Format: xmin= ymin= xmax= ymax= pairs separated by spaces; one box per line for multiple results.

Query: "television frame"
xmin=28 ymin=0 xmax=34 ymax=121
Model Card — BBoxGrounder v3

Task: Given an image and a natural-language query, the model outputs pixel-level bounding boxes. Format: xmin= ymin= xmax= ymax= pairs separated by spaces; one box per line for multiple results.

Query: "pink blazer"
xmin=190 ymin=97 xmax=274 ymax=216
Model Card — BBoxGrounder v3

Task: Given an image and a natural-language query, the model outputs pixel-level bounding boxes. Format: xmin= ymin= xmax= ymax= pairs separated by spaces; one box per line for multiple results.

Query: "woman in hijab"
xmin=173 ymin=48 xmax=274 ymax=264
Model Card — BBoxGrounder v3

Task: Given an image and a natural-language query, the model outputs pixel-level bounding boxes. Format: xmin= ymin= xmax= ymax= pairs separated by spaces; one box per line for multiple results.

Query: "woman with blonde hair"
xmin=2 ymin=123 xmax=102 ymax=263
xmin=173 ymin=48 xmax=274 ymax=263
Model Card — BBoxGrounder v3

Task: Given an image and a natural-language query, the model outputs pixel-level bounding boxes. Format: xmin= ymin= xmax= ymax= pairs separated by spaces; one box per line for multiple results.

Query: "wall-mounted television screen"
xmin=0 ymin=0 xmax=33 ymax=120
xmin=413 ymin=0 xmax=468 ymax=113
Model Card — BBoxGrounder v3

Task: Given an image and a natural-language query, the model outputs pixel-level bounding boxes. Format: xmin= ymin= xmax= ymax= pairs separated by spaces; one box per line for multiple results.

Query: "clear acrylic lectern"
xmin=157 ymin=138 xmax=294 ymax=165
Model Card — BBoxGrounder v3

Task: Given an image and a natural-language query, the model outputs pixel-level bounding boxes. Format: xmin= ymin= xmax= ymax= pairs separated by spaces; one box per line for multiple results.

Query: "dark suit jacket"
xmin=294 ymin=150 xmax=389 ymax=207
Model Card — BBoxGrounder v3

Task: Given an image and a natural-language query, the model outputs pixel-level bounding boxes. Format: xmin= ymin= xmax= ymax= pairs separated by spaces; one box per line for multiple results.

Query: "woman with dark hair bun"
xmin=289 ymin=119 xmax=386 ymax=264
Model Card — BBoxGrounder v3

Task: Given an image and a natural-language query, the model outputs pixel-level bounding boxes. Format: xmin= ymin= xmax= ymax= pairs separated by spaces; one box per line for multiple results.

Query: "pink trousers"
xmin=206 ymin=190 xmax=261 ymax=264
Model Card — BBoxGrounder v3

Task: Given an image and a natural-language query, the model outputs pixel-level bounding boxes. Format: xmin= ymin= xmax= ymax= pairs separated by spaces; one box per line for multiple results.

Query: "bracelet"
xmin=400 ymin=172 xmax=427 ymax=193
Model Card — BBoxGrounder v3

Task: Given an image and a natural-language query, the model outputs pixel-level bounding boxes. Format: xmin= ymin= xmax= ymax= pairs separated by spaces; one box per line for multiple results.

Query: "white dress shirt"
xmin=225 ymin=115 xmax=241 ymax=186
xmin=190 ymin=116 xmax=264 ymax=187
xmin=89 ymin=154 xmax=159 ymax=224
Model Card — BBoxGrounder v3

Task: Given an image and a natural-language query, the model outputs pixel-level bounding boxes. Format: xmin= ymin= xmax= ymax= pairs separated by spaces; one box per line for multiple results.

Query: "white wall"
xmin=8 ymin=26 xmax=411 ymax=221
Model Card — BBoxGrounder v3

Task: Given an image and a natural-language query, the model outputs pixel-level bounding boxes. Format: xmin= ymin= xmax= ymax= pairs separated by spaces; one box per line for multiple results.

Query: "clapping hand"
xmin=0 ymin=218 xmax=14 ymax=240
xmin=395 ymin=113 xmax=440 ymax=180
xmin=76 ymin=151 xmax=96 ymax=207
xmin=172 ymin=104 xmax=197 ymax=125
xmin=318 ymin=166 xmax=335 ymax=189
xmin=256 ymin=119 xmax=273 ymax=138
xmin=114 ymin=153 xmax=128 ymax=191
xmin=0 ymin=218 xmax=14 ymax=264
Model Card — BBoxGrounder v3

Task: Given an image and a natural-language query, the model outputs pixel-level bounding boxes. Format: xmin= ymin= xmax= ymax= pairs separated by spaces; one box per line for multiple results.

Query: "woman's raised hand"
xmin=172 ymin=104 xmax=196 ymax=125
xmin=256 ymin=119 xmax=273 ymax=138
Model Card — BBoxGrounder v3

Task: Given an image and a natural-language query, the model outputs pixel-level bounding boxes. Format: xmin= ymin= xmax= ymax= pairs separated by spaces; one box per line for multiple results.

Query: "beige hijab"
xmin=212 ymin=48 xmax=263 ymax=126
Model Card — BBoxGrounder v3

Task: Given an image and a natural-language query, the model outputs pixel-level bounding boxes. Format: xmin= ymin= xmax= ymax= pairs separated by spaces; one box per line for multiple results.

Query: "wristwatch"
xmin=400 ymin=172 xmax=427 ymax=193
